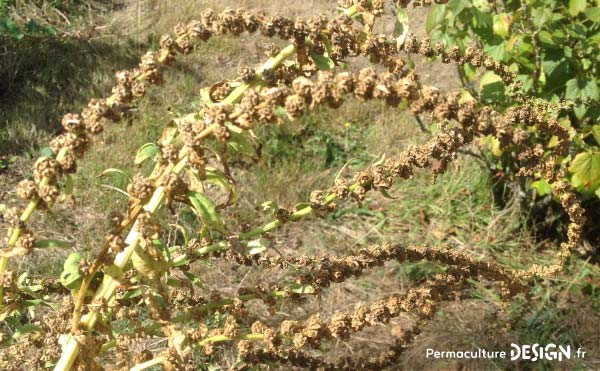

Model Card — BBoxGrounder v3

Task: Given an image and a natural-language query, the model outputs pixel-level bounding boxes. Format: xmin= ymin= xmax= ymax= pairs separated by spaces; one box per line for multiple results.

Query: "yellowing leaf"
xmin=569 ymin=152 xmax=600 ymax=190
xmin=493 ymin=13 xmax=510 ymax=38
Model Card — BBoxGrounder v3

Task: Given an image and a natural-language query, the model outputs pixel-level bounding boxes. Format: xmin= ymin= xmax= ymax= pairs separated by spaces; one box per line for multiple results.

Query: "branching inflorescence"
xmin=0 ymin=1 xmax=588 ymax=370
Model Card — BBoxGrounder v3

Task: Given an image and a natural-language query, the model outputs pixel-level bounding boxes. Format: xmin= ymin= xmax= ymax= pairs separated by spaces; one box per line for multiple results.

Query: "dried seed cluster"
xmin=1 ymin=3 xmax=589 ymax=370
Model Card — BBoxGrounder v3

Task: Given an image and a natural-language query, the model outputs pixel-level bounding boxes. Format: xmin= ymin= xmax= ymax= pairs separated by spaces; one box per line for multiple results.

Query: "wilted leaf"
xmin=393 ymin=8 xmax=409 ymax=47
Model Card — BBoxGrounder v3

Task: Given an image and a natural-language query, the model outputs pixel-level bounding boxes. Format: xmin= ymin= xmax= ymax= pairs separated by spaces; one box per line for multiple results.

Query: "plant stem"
xmin=199 ymin=184 xmax=360 ymax=255
xmin=197 ymin=332 xmax=264 ymax=347
xmin=0 ymin=147 xmax=66 ymax=309
xmin=54 ymin=37 xmax=301 ymax=371
xmin=130 ymin=356 xmax=166 ymax=371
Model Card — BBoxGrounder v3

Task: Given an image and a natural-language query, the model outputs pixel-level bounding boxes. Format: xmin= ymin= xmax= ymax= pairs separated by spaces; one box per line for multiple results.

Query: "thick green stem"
xmin=0 ymin=147 xmax=66 ymax=309
xmin=197 ymin=332 xmax=264 ymax=347
xmin=55 ymin=37 xmax=301 ymax=371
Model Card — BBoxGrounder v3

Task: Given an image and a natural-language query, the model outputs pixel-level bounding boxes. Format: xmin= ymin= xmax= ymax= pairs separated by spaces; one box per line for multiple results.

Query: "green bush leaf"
xmin=591 ymin=125 xmax=600 ymax=145
xmin=568 ymin=0 xmax=586 ymax=16
xmin=493 ymin=13 xmax=510 ymax=38
xmin=565 ymin=79 xmax=599 ymax=101
xmin=479 ymin=71 xmax=505 ymax=102
xmin=531 ymin=179 xmax=552 ymax=196
xmin=39 ymin=147 xmax=55 ymax=158
xmin=569 ymin=152 xmax=600 ymax=190
xmin=226 ymin=123 xmax=259 ymax=159
xmin=483 ymin=41 xmax=506 ymax=62
xmin=584 ymin=7 xmax=600 ymax=22
xmin=182 ymin=271 xmax=205 ymax=288
xmin=206 ymin=167 xmax=238 ymax=204
xmin=426 ymin=5 xmax=445 ymax=33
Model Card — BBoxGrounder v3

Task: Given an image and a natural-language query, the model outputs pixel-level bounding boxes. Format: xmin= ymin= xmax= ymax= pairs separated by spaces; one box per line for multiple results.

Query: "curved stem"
xmin=55 ymin=36 xmax=303 ymax=371
xmin=0 ymin=147 xmax=66 ymax=309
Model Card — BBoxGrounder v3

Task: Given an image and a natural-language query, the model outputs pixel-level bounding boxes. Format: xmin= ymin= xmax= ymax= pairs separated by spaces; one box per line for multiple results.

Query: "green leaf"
xmin=261 ymin=200 xmax=278 ymax=213
xmin=569 ymin=152 xmax=600 ymax=190
xmin=60 ymin=174 xmax=74 ymax=201
xmin=310 ymin=52 xmax=335 ymax=70
xmin=393 ymin=7 xmax=409 ymax=47
xmin=134 ymin=143 xmax=159 ymax=165
xmin=187 ymin=191 xmax=228 ymax=234
xmin=483 ymin=41 xmax=506 ymax=62
xmin=99 ymin=168 xmax=132 ymax=183
xmin=182 ymin=271 xmax=205 ymax=288
xmin=426 ymin=5 xmax=446 ymax=33
xmin=226 ymin=123 xmax=259 ymax=159
xmin=584 ymin=7 xmax=600 ymax=22
xmin=531 ymin=179 xmax=552 ymax=196
xmin=120 ymin=287 xmax=143 ymax=301
xmin=447 ymin=0 xmax=470 ymax=16
xmin=12 ymin=324 xmax=42 ymax=339
xmin=34 ymin=239 xmax=72 ymax=249
xmin=569 ymin=0 xmax=587 ymax=16
xmin=565 ymin=79 xmax=599 ymax=101
xmin=574 ymin=104 xmax=588 ymax=120
xmin=39 ymin=147 xmax=55 ymax=158
xmin=199 ymin=87 xmax=214 ymax=106
xmin=43 ymin=25 xmax=57 ymax=36
xmin=60 ymin=252 xmax=83 ymax=290
xmin=205 ymin=167 xmax=238 ymax=204
xmin=26 ymin=19 xmax=41 ymax=33
xmin=479 ymin=71 xmax=505 ymax=102
xmin=591 ymin=125 xmax=600 ymax=145
xmin=380 ymin=189 xmax=398 ymax=199
xmin=492 ymin=13 xmax=510 ymax=38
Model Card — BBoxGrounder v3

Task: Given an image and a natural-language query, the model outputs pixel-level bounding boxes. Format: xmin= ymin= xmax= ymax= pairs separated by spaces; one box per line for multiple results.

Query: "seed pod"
xmin=128 ymin=174 xmax=153 ymax=200
xmin=284 ymin=94 xmax=305 ymax=119
xmin=33 ymin=157 xmax=58 ymax=183
xmin=16 ymin=180 xmax=37 ymax=200
xmin=38 ymin=184 xmax=59 ymax=205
